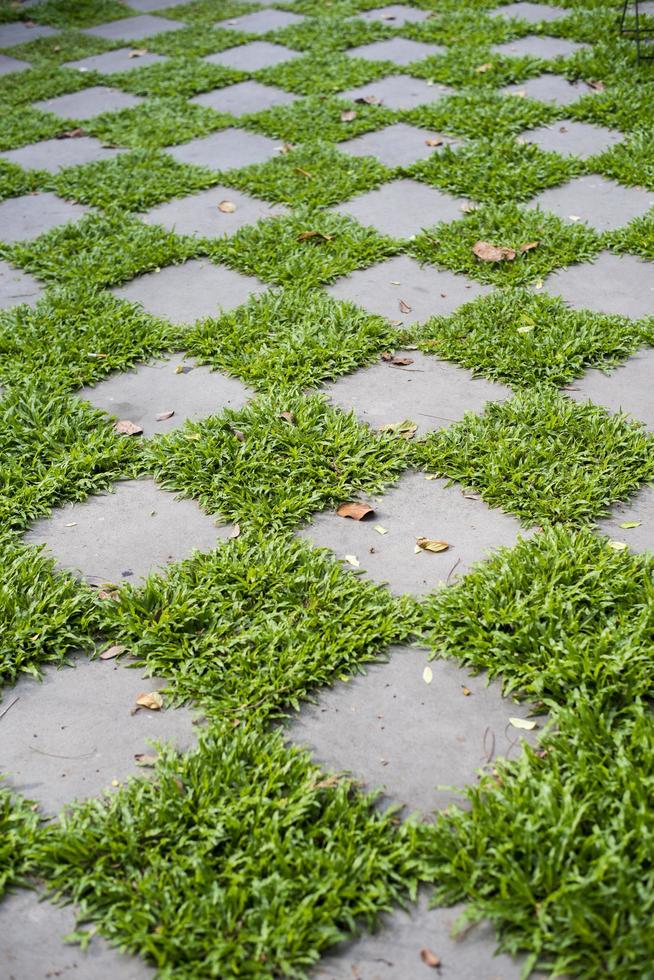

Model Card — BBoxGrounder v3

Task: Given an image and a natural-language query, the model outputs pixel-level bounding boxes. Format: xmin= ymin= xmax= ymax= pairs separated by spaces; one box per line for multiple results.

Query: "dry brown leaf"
xmin=462 ymin=685 xmax=471 ymax=696
xmin=279 ymin=411 xmax=296 ymax=424
xmin=97 ymin=589 xmax=118 ymax=601
xmin=100 ymin=644 xmax=127 ymax=661
xmin=416 ymin=537 xmax=450 ymax=553
xmin=114 ymin=419 xmax=143 ymax=436
xmin=379 ymin=419 xmax=418 ymax=439
xmin=129 ymin=48 xmax=148 ymax=57
xmin=135 ymin=691 xmax=163 ymax=712
xmin=294 ymin=167 xmax=313 ymax=178
xmin=134 ymin=753 xmax=158 ymax=767
xmin=390 ymin=356 xmax=413 ymax=366
xmin=399 ymin=299 xmax=412 ymax=313
xmin=425 ymin=137 xmax=443 ymax=147
xmin=56 ymin=127 xmax=85 ymax=139
xmin=337 ymin=501 xmax=374 ymax=521
xmin=217 ymin=200 xmax=236 ymax=213
xmin=420 ymin=947 xmax=441 ymax=968
xmin=588 ymin=78 xmax=604 ymax=91
xmin=280 ymin=142 xmax=293 ymax=153
xmin=340 ymin=109 xmax=357 ymax=122
xmin=381 ymin=351 xmax=393 ymax=361
xmin=475 ymin=62 xmax=493 ymax=72
xmin=297 ymin=230 xmax=333 ymax=242
xmin=155 ymin=410 xmax=174 ymax=421
xmin=519 ymin=240 xmax=539 ymax=254
xmin=311 ymin=774 xmax=340 ymax=791
xmin=354 ymin=94 xmax=381 ymax=105
xmin=232 ymin=428 xmax=245 ymax=442
xmin=473 ymin=240 xmax=516 ymax=262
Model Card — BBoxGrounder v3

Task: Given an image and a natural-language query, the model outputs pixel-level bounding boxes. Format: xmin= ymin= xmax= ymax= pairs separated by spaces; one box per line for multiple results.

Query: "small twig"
xmin=483 ymin=725 xmax=495 ymax=765
xmin=418 ymin=412 xmax=457 ymax=422
xmin=446 ymin=558 xmax=461 ymax=584
xmin=0 ymin=697 xmax=19 ymax=722
xmin=29 ymin=746 xmax=97 ymax=760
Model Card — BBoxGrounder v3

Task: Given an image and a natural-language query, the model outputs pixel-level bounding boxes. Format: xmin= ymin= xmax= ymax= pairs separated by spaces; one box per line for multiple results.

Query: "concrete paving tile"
xmin=346 ymin=37 xmax=445 ymax=65
xmin=0 ymin=889 xmax=154 ymax=980
xmin=542 ymin=251 xmax=654 ymax=318
xmin=520 ymin=119 xmax=623 ymax=159
xmin=0 ymin=52 xmax=31 ymax=74
xmin=331 ymin=179 xmax=467 ymax=238
xmin=32 ymin=85 xmax=144 ymax=119
xmin=323 ymin=349 xmax=510 ymax=436
xmin=492 ymin=34 xmax=587 ymax=59
xmin=0 ymin=654 xmax=199 ymax=814
xmin=205 ymin=40 xmax=301 ymax=71
xmin=341 ymin=74 xmax=453 ymax=109
xmin=0 ymin=259 xmax=44 ymax=310
xmin=337 ymin=122 xmax=459 ymax=168
xmin=190 ymin=79 xmax=298 ymax=116
xmin=0 ymin=135 xmax=124 ymax=174
xmin=166 ymin=127 xmax=281 ymax=170
xmin=111 ymin=258 xmax=267 ymax=324
xmin=529 ymin=175 xmax=654 ymax=232
xmin=0 ymin=21 xmax=56 ymax=47
xmin=565 ymin=347 xmax=654 ymax=432
xmin=77 ymin=352 xmax=252 ymax=437
xmin=595 ymin=486 xmax=654 ymax=555
xmin=82 ymin=14 xmax=184 ymax=41
xmin=63 ymin=48 xmax=167 ymax=74
xmin=23 ymin=476 xmax=234 ymax=585
xmin=502 ymin=72 xmax=596 ymax=106
xmin=353 ymin=4 xmax=432 ymax=25
xmin=0 ymin=191 xmax=90 ymax=243
xmin=287 ymin=643 xmax=538 ymax=811
xmin=488 ymin=1 xmax=569 ymax=23
xmin=215 ymin=9 xmax=306 ymax=32
xmin=141 ymin=185 xmax=287 ymax=237
xmin=327 ymin=254 xmax=493 ymax=324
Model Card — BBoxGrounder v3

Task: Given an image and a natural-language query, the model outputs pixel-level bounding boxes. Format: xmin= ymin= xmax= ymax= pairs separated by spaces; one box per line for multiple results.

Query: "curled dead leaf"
xmin=588 ymin=79 xmax=604 ymax=91
xmin=390 ymin=355 xmax=413 ymax=366
xmin=294 ymin=167 xmax=313 ymax=178
xmin=155 ymin=410 xmax=174 ymax=421
xmin=217 ymin=200 xmax=236 ymax=213
xmin=340 ymin=109 xmax=357 ymax=122
xmin=135 ymin=691 xmax=163 ymax=712
xmin=354 ymin=94 xmax=381 ymax=105
xmin=229 ymin=524 xmax=241 ymax=539
xmin=420 ymin=947 xmax=441 ymax=968
xmin=297 ymin=230 xmax=333 ymax=242
xmin=100 ymin=644 xmax=127 ymax=661
xmin=519 ymin=240 xmax=539 ymax=254
xmin=462 ymin=685 xmax=471 ymax=696
xmin=114 ymin=419 xmax=143 ymax=436
xmin=134 ymin=753 xmax=158 ymax=767
xmin=416 ymin=537 xmax=450 ymax=553
xmin=56 ymin=127 xmax=85 ymax=139
xmin=175 ymin=364 xmax=193 ymax=374
xmin=378 ymin=419 xmax=418 ymax=439
xmin=473 ymin=241 xmax=516 ymax=262
xmin=425 ymin=137 xmax=443 ymax=147
xmin=337 ymin=501 xmax=374 ymax=521
xmin=129 ymin=48 xmax=148 ymax=57
xmin=509 ymin=717 xmax=537 ymax=731
xmin=399 ymin=299 xmax=412 ymax=314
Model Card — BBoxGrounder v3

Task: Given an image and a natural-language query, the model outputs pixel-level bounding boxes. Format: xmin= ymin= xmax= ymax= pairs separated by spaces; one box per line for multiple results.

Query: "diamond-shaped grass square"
xmin=399 ymin=43 xmax=539 ymax=89
xmin=569 ymin=87 xmax=654 ymax=136
xmin=409 ymin=202 xmax=602 ymax=287
xmin=85 ymin=98 xmax=231 ymax=151
xmin=185 ymin=287 xmax=397 ymax=393
xmin=415 ymin=389 xmax=654 ymax=527
xmin=18 ymin=1 xmax=140 ymax=29
xmin=241 ymin=94 xmax=394 ymax=145
xmin=0 ymin=64 xmax=102 ymax=110
xmin=110 ymin=57 xmax=241 ymax=99
xmin=0 ymin=159 xmax=42 ymax=204
xmin=0 ymin=106 xmax=70 ymax=153
xmin=134 ymin=23 xmax=248 ymax=59
xmin=592 ymin=131 xmax=654 ymax=194
xmin=404 ymin=88 xmax=558 ymax=140
xmin=256 ymin=51 xmax=389 ymax=97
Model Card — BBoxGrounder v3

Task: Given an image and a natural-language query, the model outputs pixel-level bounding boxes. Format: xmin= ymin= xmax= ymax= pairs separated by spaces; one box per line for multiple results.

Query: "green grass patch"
xmin=405 ymin=88 xmax=559 ymax=139
xmin=86 ymin=98 xmax=231 ymax=150
xmin=0 ymin=785 xmax=41 ymax=895
xmin=244 ymin=94 xmax=394 ymax=144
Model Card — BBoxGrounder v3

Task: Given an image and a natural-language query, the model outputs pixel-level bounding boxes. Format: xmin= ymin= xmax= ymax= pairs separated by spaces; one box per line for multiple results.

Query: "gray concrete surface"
xmin=0 ymin=53 xmax=31 ymax=74
xmin=332 ymin=179 xmax=467 ymax=238
xmin=215 ymin=9 xmax=305 ymax=32
xmin=354 ymin=4 xmax=431 ymax=25
xmin=337 ymin=123 xmax=459 ymax=168
xmin=33 ymin=85 xmax=144 ymax=120
xmin=488 ymin=1 xmax=568 ymax=22
xmin=166 ymin=127 xmax=281 ymax=170
xmin=191 ymin=80 xmax=298 ymax=115
xmin=0 ymin=258 xmax=44 ymax=310
xmin=492 ymin=35 xmax=587 ymax=59
xmin=565 ymin=347 xmax=654 ymax=430
xmin=82 ymin=14 xmax=183 ymax=41
xmin=63 ymin=49 xmax=167 ymax=74
xmin=529 ymin=175 xmax=654 ymax=232
xmin=595 ymin=485 xmax=654 ymax=554
xmin=341 ymin=75 xmax=453 ymax=110
xmin=0 ymin=136 xmax=124 ymax=175
xmin=543 ymin=251 xmax=654 ymax=318
xmin=205 ymin=40 xmax=301 ymax=70
xmin=520 ymin=119 xmax=623 ymax=159
xmin=0 ymin=21 xmax=55 ymax=46
xmin=141 ymin=185 xmax=287 ymax=237
xmin=0 ymin=191 xmax=90 ymax=244
xmin=346 ymin=37 xmax=444 ymax=65
xmin=502 ymin=73 xmax=596 ymax=106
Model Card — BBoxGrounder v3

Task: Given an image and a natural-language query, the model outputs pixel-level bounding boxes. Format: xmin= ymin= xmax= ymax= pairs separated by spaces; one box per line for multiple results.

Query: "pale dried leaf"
xmin=297 ymin=230 xmax=333 ymax=242
xmin=608 ymin=539 xmax=629 ymax=551
xmin=279 ymin=411 xmax=296 ymax=424
xmin=374 ymin=525 xmax=388 ymax=535
xmin=422 ymin=666 xmax=433 ymax=684
xmin=519 ymin=240 xmax=539 ymax=254
xmin=619 ymin=521 xmax=641 ymax=529
xmin=399 ymin=298 xmax=412 ymax=313
xmin=337 ymin=501 xmax=374 ymax=521
xmin=340 ymin=109 xmax=357 ymax=122
xmin=155 ymin=410 xmax=174 ymax=421
xmin=475 ymin=62 xmax=493 ymax=72
xmin=100 ymin=644 xmax=126 ymax=661
xmin=509 ymin=716 xmax=537 ymax=731
xmin=114 ymin=419 xmax=143 ymax=436
xmin=420 ymin=947 xmax=441 ymax=968
xmin=344 ymin=554 xmax=360 ymax=567
xmin=129 ymin=48 xmax=148 ymax=57
xmin=134 ymin=753 xmax=158 ymax=767
xmin=425 ymin=137 xmax=443 ymax=147
xmin=135 ymin=691 xmax=163 ymax=711
xmin=473 ymin=240 xmax=516 ymax=262
xmin=378 ymin=419 xmax=418 ymax=439
xmin=229 ymin=524 xmax=241 ymax=539
xmin=416 ymin=537 xmax=450 ymax=553
xmin=217 ymin=200 xmax=236 ymax=213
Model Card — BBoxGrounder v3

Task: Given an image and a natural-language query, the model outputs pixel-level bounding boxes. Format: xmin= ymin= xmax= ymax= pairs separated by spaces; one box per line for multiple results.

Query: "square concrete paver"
xmin=488 ymin=1 xmax=569 ymax=22
xmin=215 ymin=9 xmax=305 ymax=32
xmin=0 ymin=135 xmax=123 ymax=174
xmin=0 ymin=191 xmax=90 ymax=243
xmin=503 ymin=72 xmax=597 ymax=106
xmin=542 ymin=251 xmax=654 ymax=318
xmin=529 ymin=175 xmax=654 ymax=232
xmin=32 ymin=85 xmax=144 ymax=119
xmin=565 ymin=347 xmax=654 ymax=432
xmin=341 ymin=74 xmax=453 ymax=110
xmin=0 ymin=655 xmax=198 ymax=813
xmin=23 ymin=477 xmax=234 ymax=584
xmin=327 ymin=254 xmax=493 ymax=324
xmin=205 ymin=40 xmax=301 ymax=71
xmin=323 ymin=349 xmax=510 ymax=435
xmin=287 ymin=644 xmax=538 ymax=811
xmin=353 ymin=4 xmax=431 ymax=25
xmin=0 ymin=21 xmax=56 ymax=47
xmin=595 ymin=486 xmax=654 ymax=555
xmin=191 ymin=80 xmax=297 ymax=116
xmin=0 ymin=53 xmax=31 ymax=74
xmin=0 ymin=259 xmax=44 ymax=310
xmin=520 ymin=119 xmax=623 ymax=159
xmin=346 ymin=37 xmax=444 ymax=65
xmin=332 ymin=179 xmax=467 ymax=238
xmin=141 ymin=185 xmax=287 ymax=237
xmin=166 ymin=127 xmax=280 ymax=170
xmin=82 ymin=14 xmax=184 ymax=41
xmin=337 ymin=122 xmax=458 ymax=168
xmin=112 ymin=259 xmax=267 ymax=324
xmin=77 ymin=352 xmax=252 ymax=437
xmin=63 ymin=48 xmax=167 ymax=74
xmin=492 ymin=35 xmax=587 ymax=59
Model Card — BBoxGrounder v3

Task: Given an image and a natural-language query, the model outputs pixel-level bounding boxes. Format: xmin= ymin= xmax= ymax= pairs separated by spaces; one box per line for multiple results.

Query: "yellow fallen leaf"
xmin=135 ymin=691 xmax=163 ymax=711
xmin=344 ymin=554 xmax=360 ymax=567
xmin=619 ymin=521 xmax=641 ymax=529
xmin=608 ymin=540 xmax=628 ymax=551
xmin=509 ymin=717 xmax=537 ymax=731
xmin=422 ymin=666 xmax=433 ymax=684
xmin=416 ymin=537 xmax=450 ymax=553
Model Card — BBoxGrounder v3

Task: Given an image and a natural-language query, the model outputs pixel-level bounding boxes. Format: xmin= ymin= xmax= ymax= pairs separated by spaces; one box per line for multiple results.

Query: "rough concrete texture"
xmin=298 ymin=471 xmax=525 ymax=595
xmin=488 ymin=1 xmax=568 ymax=22
xmin=141 ymin=185 xmax=287 ymax=237
xmin=191 ymin=80 xmax=298 ymax=115
xmin=0 ymin=191 xmax=90 ymax=244
xmin=205 ymin=40 xmax=301 ymax=71
xmin=82 ymin=14 xmax=183 ymax=41
xmin=341 ymin=75 xmax=453 ymax=110
xmin=77 ymin=352 xmax=252 ymax=437
xmin=0 ymin=53 xmax=31 ymax=74
xmin=167 ymin=127 xmax=281 ymax=170
xmin=502 ymin=72 xmax=596 ymax=106
xmin=327 ymin=254 xmax=493 ymax=323
xmin=287 ymin=644 xmax=539 ymax=812
xmin=566 ymin=347 xmax=654 ymax=431
xmin=215 ymin=9 xmax=305 ymax=32
xmin=0 ymin=135 xmax=124 ymax=174
xmin=529 ymin=174 xmax=654 ymax=232
xmin=111 ymin=259 xmax=267 ymax=324
xmin=0 ymin=258 xmax=44 ymax=310
xmin=23 ymin=477 xmax=233 ymax=585
xmin=346 ymin=37 xmax=445 ymax=65
xmin=595 ymin=485 xmax=654 ymax=555
xmin=353 ymin=4 xmax=431 ymax=25
xmin=337 ymin=122 xmax=459 ymax=168
xmin=543 ymin=251 xmax=654 ymax=318
xmin=33 ymin=85 xmax=144 ymax=119
xmin=323 ymin=349 xmax=510 ymax=436
xmin=492 ymin=34 xmax=587 ymax=58
xmin=520 ymin=118 xmax=623 ymax=159
xmin=63 ymin=48 xmax=167 ymax=74
xmin=332 ymin=179 xmax=467 ymax=238
xmin=0 ymin=655 xmax=199 ymax=814
xmin=0 ymin=889 xmax=154 ymax=980
xmin=0 ymin=20 xmax=55 ymax=46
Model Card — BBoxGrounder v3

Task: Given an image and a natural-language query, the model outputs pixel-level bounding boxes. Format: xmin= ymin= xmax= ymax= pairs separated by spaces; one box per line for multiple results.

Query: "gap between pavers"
xmin=0 ymin=191 xmax=90 ymax=244
xmin=565 ymin=346 xmax=654 ymax=431
xmin=81 ymin=14 xmax=185 ymax=42
xmin=528 ymin=174 xmax=654 ymax=232
xmin=341 ymin=75 xmax=454 ymax=110
xmin=140 ymin=185 xmax=287 ymax=238
xmin=205 ymin=40 xmax=301 ymax=71
xmin=331 ymin=179 xmax=467 ymax=238
xmin=502 ymin=73 xmax=597 ymax=106
xmin=542 ymin=251 xmax=654 ymax=318
xmin=190 ymin=80 xmax=298 ymax=116
xmin=32 ymin=85 xmax=144 ymax=120
xmin=491 ymin=35 xmax=587 ymax=59
xmin=336 ymin=123 xmax=459 ymax=168
xmin=352 ymin=4 xmax=432 ymax=26
xmin=488 ymin=1 xmax=569 ymax=23
xmin=519 ymin=118 xmax=623 ymax=159
xmin=0 ymin=136 xmax=124 ymax=175
xmin=166 ymin=127 xmax=282 ymax=170
xmin=0 ymin=258 xmax=44 ymax=310
xmin=63 ymin=49 xmax=167 ymax=74
xmin=345 ymin=37 xmax=445 ymax=65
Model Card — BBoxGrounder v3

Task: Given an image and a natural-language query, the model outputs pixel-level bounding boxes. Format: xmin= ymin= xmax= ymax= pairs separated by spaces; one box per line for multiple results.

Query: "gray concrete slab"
xmin=215 ymin=9 xmax=305 ymax=32
xmin=542 ymin=251 xmax=654 ymax=318
xmin=520 ymin=119 xmax=623 ymax=160
xmin=0 ymin=53 xmax=31 ymax=74
xmin=502 ymin=72 xmax=596 ymax=106
xmin=529 ymin=175 xmax=654 ymax=232
xmin=0 ymin=258 xmax=44 ymax=310
xmin=337 ymin=122 xmax=459 ymax=168
xmin=0 ymin=889 xmax=154 ymax=980
xmin=327 ymin=254 xmax=493 ymax=324
xmin=191 ymin=80 xmax=298 ymax=116
xmin=287 ymin=644 xmax=538 ymax=812
xmin=0 ymin=21 xmax=55 ymax=47
xmin=77 ymin=352 xmax=252 ymax=437
xmin=111 ymin=259 xmax=267 ymax=324
xmin=492 ymin=35 xmax=587 ymax=59
xmin=488 ymin=1 xmax=568 ymax=22
xmin=140 ymin=185 xmax=287 ymax=237
xmin=23 ymin=477 xmax=233 ymax=585
xmin=0 ymin=654 xmax=199 ymax=814
xmin=63 ymin=48 xmax=167 ymax=74
xmin=353 ymin=4 xmax=431 ymax=25
xmin=332 ymin=179 xmax=467 ymax=238
xmin=166 ymin=127 xmax=281 ymax=170
xmin=205 ymin=40 xmax=301 ymax=71
xmin=0 ymin=136 xmax=124 ymax=174
xmin=0 ymin=191 xmax=90 ymax=243
xmin=32 ymin=85 xmax=144 ymax=119
xmin=565 ymin=347 xmax=654 ymax=431
xmin=298 ymin=471 xmax=525 ymax=595
xmin=82 ymin=14 xmax=184 ymax=41
xmin=595 ymin=485 xmax=654 ymax=554
xmin=341 ymin=74 xmax=453 ymax=110
xmin=346 ymin=37 xmax=444 ymax=65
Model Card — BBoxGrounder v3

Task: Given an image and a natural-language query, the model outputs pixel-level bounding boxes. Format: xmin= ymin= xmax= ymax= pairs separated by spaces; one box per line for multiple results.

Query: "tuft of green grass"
xmin=0 ymin=106 xmax=71 ymax=152
xmin=111 ymin=57 xmax=242 ymax=99
xmin=0 ymin=784 xmax=41 ymax=895
xmin=0 ymin=159 xmax=43 ymax=202
xmin=243 ymin=94 xmax=394 ymax=145
xmin=86 ymin=98 xmax=231 ymax=150
xmin=404 ymin=88 xmax=560 ymax=139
